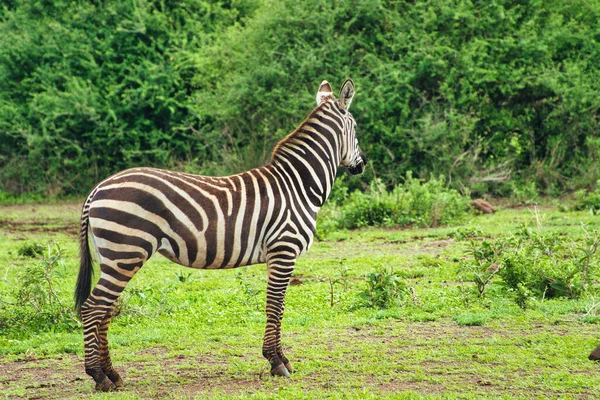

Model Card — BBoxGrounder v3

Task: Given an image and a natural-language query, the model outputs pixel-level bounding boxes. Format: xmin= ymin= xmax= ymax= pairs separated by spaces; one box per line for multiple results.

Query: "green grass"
xmin=0 ymin=202 xmax=599 ymax=399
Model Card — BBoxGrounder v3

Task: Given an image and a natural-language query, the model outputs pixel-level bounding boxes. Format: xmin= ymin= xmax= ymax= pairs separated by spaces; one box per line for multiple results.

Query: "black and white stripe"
xmin=74 ymin=79 xmax=367 ymax=391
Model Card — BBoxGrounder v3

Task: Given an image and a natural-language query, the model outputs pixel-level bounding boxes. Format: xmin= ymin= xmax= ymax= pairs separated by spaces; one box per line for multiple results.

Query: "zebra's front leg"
xmin=263 ymin=257 xmax=294 ymax=377
xmin=275 ymin=295 xmax=293 ymax=373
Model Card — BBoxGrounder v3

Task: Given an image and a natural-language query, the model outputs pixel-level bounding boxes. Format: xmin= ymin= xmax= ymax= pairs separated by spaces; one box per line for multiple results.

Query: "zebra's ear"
xmin=339 ymin=78 xmax=355 ymax=110
xmin=316 ymin=80 xmax=333 ymax=105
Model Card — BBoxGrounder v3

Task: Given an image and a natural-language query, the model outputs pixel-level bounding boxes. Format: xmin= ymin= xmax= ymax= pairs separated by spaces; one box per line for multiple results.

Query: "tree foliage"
xmin=1 ymin=0 xmax=599 ymax=197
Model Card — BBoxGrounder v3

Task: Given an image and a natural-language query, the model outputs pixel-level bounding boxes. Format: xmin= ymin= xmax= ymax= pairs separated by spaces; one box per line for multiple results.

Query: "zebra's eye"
xmin=340 ymin=108 xmax=347 ymax=115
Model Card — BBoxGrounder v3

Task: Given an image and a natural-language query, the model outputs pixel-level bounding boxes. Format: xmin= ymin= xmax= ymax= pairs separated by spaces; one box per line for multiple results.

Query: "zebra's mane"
xmin=268 ymin=96 xmax=336 ymax=164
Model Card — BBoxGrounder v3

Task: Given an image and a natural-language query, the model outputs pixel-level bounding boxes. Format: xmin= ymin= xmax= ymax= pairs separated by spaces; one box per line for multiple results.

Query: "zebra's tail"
xmin=74 ymin=192 xmax=96 ymax=313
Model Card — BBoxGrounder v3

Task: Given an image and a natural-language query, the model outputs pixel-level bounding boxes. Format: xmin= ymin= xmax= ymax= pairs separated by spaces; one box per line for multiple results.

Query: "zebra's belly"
xmin=157 ymin=237 xmax=266 ymax=269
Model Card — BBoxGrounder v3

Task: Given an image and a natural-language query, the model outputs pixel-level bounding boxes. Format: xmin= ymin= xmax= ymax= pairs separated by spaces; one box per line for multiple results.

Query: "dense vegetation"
xmin=1 ymin=0 xmax=600 ymax=198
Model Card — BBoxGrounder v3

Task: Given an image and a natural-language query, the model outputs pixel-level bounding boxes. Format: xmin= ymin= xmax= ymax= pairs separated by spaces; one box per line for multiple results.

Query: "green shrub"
xmin=450 ymin=226 xmax=484 ymax=241
xmin=17 ymin=241 xmax=45 ymax=258
xmin=235 ymin=269 xmax=263 ymax=310
xmin=0 ymin=243 xmax=79 ymax=334
xmin=460 ymin=225 xmax=600 ymax=305
xmin=2 ymin=0 xmax=600 ymax=197
xmin=461 ymin=238 xmax=505 ymax=297
xmin=572 ymin=183 xmax=600 ymax=214
xmin=509 ymin=181 xmax=540 ymax=205
xmin=337 ymin=174 xmax=471 ymax=229
xmin=0 ymin=0 xmax=258 ymax=195
xmin=358 ymin=267 xmax=407 ymax=309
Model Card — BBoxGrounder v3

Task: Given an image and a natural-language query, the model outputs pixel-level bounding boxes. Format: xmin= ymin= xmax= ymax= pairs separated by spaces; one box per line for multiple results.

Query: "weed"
xmin=450 ymin=226 xmax=484 ymax=241
xmin=235 ymin=270 xmax=262 ymax=309
xmin=582 ymin=296 xmax=600 ymax=321
xmin=460 ymin=223 xmax=600 ymax=306
xmin=358 ymin=267 xmax=407 ymax=309
xmin=510 ymin=181 xmax=539 ymax=205
xmin=513 ymin=283 xmax=535 ymax=310
xmin=460 ymin=238 xmax=506 ymax=297
xmin=397 ymin=269 xmax=426 ymax=279
xmin=0 ymin=243 xmax=79 ymax=334
xmin=328 ymin=259 xmax=350 ymax=307
xmin=583 ymin=315 xmax=600 ymax=324
xmin=454 ymin=313 xmax=488 ymax=326
xmin=572 ymin=182 xmax=600 ymax=214
xmin=17 ymin=242 xmax=45 ymax=258
xmin=175 ymin=271 xmax=193 ymax=283
xmin=416 ymin=254 xmax=445 ymax=269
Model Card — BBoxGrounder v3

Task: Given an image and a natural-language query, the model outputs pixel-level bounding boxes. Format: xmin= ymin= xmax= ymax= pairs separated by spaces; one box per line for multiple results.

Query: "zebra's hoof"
xmin=284 ymin=361 xmax=293 ymax=373
xmin=107 ymin=372 xmax=124 ymax=388
xmin=112 ymin=377 xmax=124 ymax=389
xmin=270 ymin=364 xmax=291 ymax=377
xmin=95 ymin=376 xmax=117 ymax=392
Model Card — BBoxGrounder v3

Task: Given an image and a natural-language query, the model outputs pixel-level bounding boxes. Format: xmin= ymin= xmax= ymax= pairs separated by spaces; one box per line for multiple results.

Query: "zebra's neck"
xmin=268 ymin=102 xmax=342 ymax=209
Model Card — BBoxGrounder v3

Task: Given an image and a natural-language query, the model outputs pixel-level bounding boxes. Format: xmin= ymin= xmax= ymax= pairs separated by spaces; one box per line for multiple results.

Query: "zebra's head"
xmin=316 ymin=79 xmax=367 ymax=175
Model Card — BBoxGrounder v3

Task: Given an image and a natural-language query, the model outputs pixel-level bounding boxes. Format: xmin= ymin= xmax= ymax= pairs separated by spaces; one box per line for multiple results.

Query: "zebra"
xmin=74 ymin=79 xmax=367 ymax=391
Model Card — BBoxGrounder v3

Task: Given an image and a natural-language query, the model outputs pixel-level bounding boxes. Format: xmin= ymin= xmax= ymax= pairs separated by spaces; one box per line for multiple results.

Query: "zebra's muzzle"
xmin=347 ymin=153 xmax=367 ymax=175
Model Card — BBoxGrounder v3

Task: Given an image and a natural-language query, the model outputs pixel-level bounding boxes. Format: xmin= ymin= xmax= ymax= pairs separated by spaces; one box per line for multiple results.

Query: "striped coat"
xmin=75 ymin=79 xmax=367 ymax=391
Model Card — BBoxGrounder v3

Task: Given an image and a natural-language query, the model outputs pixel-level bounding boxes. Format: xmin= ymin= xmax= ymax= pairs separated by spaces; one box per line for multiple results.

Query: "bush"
xmin=17 ymin=241 xmax=45 ymax=258
xmin=2 ymin=0 xmax=600 ymax=197
xmin=358 ymin=267 xmax=407 ymax=309
xmin=334 ymin=174 xmax=471 ymax=229
xmin=460 ymin=225 xmax=600 ymax=305
xmin=572 ymin=182 xmax=600 ymax=214
xmin=0 ymin=0 xmax=258 ymax=195
xmin=0 ymin=243 xmax=79 ymax=334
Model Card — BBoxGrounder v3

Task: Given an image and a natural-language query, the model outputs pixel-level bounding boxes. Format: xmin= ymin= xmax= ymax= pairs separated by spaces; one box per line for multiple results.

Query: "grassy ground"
xmin=0 ymin=202 xmax=599 ymax=399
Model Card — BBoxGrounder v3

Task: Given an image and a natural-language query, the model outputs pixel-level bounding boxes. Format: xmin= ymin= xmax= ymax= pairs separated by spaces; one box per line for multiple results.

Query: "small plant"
xmin=450 ymin=226 xmax=484 ymax=241
xmin=454 ymin=313 xmax=488 ymax=326
xmin=328 ymin=259 xmax=350 ymax=307
xmin=513 ymin=283 xmax=533 ymax=310
xmin=509 ymin=181 xmax=539 ymax=205
xmin=175 ymin=271 xmax=193 ymax=283
xmin=17 ymin=241 xmax=45 ymax=258
xmin=460 ymin=238 xmax=506 ymax=297
xmin=572 ymin=182 xmax=600 ymax=214
xmin=359 ymin=267 xmax=407 ymax=309
xmin=0 ymin=243 xmax=79 ymax=333
xmin=582 ymin=296 xmax=600 ymax=324
xmin=235 ymin=270 xmax=262 ymax=309
xmin=459 ymin=222 xmax=600 ymax=306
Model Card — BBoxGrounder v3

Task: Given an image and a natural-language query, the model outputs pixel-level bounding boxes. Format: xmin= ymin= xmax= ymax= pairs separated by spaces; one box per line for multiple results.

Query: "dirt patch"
xmin=421 ymin=239 xmax=455 ymax=248
xmin=0 ymin=355 xmax=83 ymax=399
xmin=363 ymin=375 xmax=447 ymax=395
xmin=0 ymin=219 xmax=78 ymax=236
xmin=0 ymin=202 xmax=80 ymax=236
xmin=309 ymin=236 xmax=457 ymax=261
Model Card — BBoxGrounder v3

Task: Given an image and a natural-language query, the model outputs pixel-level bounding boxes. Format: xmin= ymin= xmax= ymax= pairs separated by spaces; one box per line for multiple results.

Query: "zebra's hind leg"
xmin=82 ymin=263 xmax=140 ymax=391
xmin=81 ymin=294 xmax=116 ymax=392
xmin=98 ymin=309 xmax=124 ymax=388
xmin=262 ymin=255 xmax=294 ymax=377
